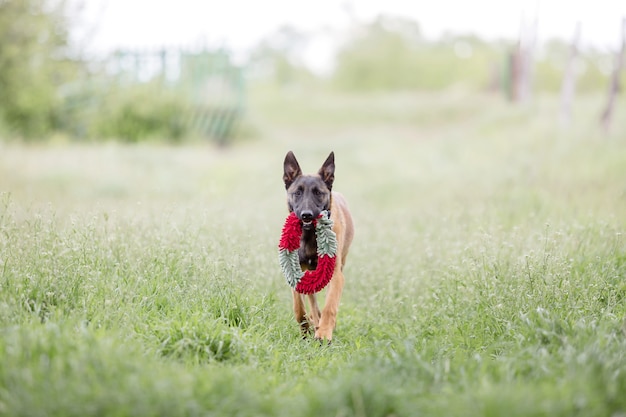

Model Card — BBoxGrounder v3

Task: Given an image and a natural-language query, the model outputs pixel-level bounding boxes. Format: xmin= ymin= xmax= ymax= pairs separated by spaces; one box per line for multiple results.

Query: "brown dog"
xmin=283 ymin=151 xmax=354 ymax=342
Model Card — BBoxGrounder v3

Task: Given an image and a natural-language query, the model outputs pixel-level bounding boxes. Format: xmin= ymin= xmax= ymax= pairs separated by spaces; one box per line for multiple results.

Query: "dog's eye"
xmin=313 ymin=189 xmax=321 ymax=196
xmin=294 ymin=189 xmax=302 ymax=197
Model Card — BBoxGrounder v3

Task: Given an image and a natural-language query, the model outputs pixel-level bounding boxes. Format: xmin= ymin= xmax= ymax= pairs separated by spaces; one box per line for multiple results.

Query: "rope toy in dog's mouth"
xmin=278 ymin=210 xmax=337 ymax=294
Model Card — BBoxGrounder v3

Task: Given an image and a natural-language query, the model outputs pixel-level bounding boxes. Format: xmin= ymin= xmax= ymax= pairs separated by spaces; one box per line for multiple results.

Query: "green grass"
xmin=1 ymin=90 xmax=625 ymax=416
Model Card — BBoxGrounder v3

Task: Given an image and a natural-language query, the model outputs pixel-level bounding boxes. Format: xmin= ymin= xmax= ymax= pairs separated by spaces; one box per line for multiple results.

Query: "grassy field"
xmin=1 ymin=90 xmax=625 ymax=416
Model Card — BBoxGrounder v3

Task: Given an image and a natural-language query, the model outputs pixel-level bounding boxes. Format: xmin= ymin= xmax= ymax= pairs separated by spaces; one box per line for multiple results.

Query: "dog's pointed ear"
xmin=283 ymin=151 xmax=302 ymax=190
xmin=318 ymin=151 xmax=335 ymax=191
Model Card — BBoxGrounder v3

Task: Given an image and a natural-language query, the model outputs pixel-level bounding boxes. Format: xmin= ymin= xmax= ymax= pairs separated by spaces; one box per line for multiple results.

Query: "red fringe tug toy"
xmin=278 ymin=211 xmax=337 ymax=294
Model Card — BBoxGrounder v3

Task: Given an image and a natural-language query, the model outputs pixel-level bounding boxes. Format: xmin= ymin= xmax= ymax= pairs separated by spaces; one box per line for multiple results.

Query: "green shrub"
xmin=91 ymin=83 xmax=189 ymax=143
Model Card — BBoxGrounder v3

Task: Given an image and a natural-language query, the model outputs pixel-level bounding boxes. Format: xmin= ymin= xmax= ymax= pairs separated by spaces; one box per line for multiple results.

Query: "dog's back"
xmin=330 ymin=191 xmax=353 ymax=266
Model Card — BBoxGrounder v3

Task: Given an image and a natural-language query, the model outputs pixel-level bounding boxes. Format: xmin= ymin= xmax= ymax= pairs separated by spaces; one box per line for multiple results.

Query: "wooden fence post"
xmin=560 ymin=22 xmax=581 ymax=127
xmin=600 ymin=17 xmax=626 ymax=133
xmin=507 ymin=15 xmax=537 ymax=103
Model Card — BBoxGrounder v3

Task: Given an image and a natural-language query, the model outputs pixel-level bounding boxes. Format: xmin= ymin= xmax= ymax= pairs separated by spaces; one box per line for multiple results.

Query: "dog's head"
xmin=283 ymin=151 xmax=334 ymax=231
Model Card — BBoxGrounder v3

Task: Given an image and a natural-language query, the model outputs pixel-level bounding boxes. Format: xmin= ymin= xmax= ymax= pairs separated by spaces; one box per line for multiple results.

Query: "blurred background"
xmin=0 ymin=0 xmax=624 ymax=144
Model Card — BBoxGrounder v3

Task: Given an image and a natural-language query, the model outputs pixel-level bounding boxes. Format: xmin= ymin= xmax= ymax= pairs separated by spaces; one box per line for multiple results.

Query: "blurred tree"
xmin=333 ymin=16 xmax=424 ymax=91
xmin=248 ymin=25 xmax=316 ymax=86
xmin=332 ymin=16 xmax=500 ymax=92
xmin=534 ymin=39 xmax=609 ymax=93
xmin=0 ymin=0 xmax=81 ymax=139
xmin=333 ymin=15 xmax=613 ymax=94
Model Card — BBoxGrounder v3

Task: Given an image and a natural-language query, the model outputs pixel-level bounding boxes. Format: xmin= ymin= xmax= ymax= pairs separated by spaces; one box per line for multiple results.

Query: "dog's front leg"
xmin=315 ymin=268 xmax=344 ymax=342
xmin=293 ymin=290 xmax=310 ymax=337
xmin=307 ymin=293 xmax=321 ymax=330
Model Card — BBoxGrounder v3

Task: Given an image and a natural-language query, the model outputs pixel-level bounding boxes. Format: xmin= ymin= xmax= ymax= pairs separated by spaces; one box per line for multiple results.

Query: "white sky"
xmin=78 ymin=0 xmax=625 ymax=72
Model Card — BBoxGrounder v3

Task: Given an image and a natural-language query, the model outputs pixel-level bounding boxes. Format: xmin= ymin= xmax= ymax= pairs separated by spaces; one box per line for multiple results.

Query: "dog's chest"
xmin=298 ymin=230 xmax=318 ymax=271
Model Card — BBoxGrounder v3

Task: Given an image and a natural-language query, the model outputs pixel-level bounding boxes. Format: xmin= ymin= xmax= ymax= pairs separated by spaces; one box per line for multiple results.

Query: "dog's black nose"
xmin=301 ymin=210 xmax=314 ymax=222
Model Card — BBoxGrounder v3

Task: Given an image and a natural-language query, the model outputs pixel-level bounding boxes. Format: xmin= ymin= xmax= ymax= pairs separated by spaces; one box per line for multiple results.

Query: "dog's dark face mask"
xmin=283 ymin=151 xmax=334 ymax=231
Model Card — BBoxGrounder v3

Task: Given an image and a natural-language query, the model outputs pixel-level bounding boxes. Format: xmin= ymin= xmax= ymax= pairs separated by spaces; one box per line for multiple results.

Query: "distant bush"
xmin=91 ymin=83 xmax=189 ymax=143
xmin=62 ymin=80 xmax=248 ymax=144
xmin=332 ymin=16 xmax=503 ymax=92
xmin=0 ymin=0 xmax=245 ymax=145
xmin=331 ymin=15 xmax=613 ymax=94
xmin=57 ymin=48 xmax=246 ymax=145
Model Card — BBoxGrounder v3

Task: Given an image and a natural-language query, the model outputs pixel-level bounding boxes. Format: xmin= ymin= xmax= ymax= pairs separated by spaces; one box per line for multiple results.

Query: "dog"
xmin=282 ymin=151 xmax=354 ymax=342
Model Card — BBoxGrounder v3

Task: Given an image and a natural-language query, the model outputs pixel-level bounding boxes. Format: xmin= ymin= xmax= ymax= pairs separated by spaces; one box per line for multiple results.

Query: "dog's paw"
xmin=314 ymin=327 xmax=333 ymax=344
xmin=315 ymin=338 xmax=332 ymax=346
xmin=299 ymin=319 xmax=313 ymax=338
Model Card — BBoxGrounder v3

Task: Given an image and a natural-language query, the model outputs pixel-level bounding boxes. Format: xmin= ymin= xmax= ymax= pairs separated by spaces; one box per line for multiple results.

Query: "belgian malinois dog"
xmin=283 ymin=151 xmax=354 ymax=342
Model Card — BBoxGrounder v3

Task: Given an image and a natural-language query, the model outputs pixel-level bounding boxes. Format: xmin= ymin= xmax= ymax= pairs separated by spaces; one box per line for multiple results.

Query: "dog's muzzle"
xmin=300 ymin=210 xmax=314 ymax=230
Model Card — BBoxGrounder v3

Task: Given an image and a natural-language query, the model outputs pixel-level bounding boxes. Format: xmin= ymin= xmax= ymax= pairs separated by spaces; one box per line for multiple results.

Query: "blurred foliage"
xmin=332 ymin=15 xmax=613 ymax=93
xmin=534 ymin=40 xmax=615 ymax=93
xmin=248 ymin=25 xmax=318 ymax=86
xmin=0 ymin=6 xmax=620 ymax=142
xmin=0 ymin=0 xmax=82 ymax=139
xmin=62 ymin=47 xmax=246 ymax=144
xmin=90 ymin=82 xmax=189 ymax=143
xmin=0 ymin=1 xmax=243 ymax=143
xmin=332 ymin=16 xmax=503 ymax=91
xmin=59 ymin=79 xmax=246 ymax=144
